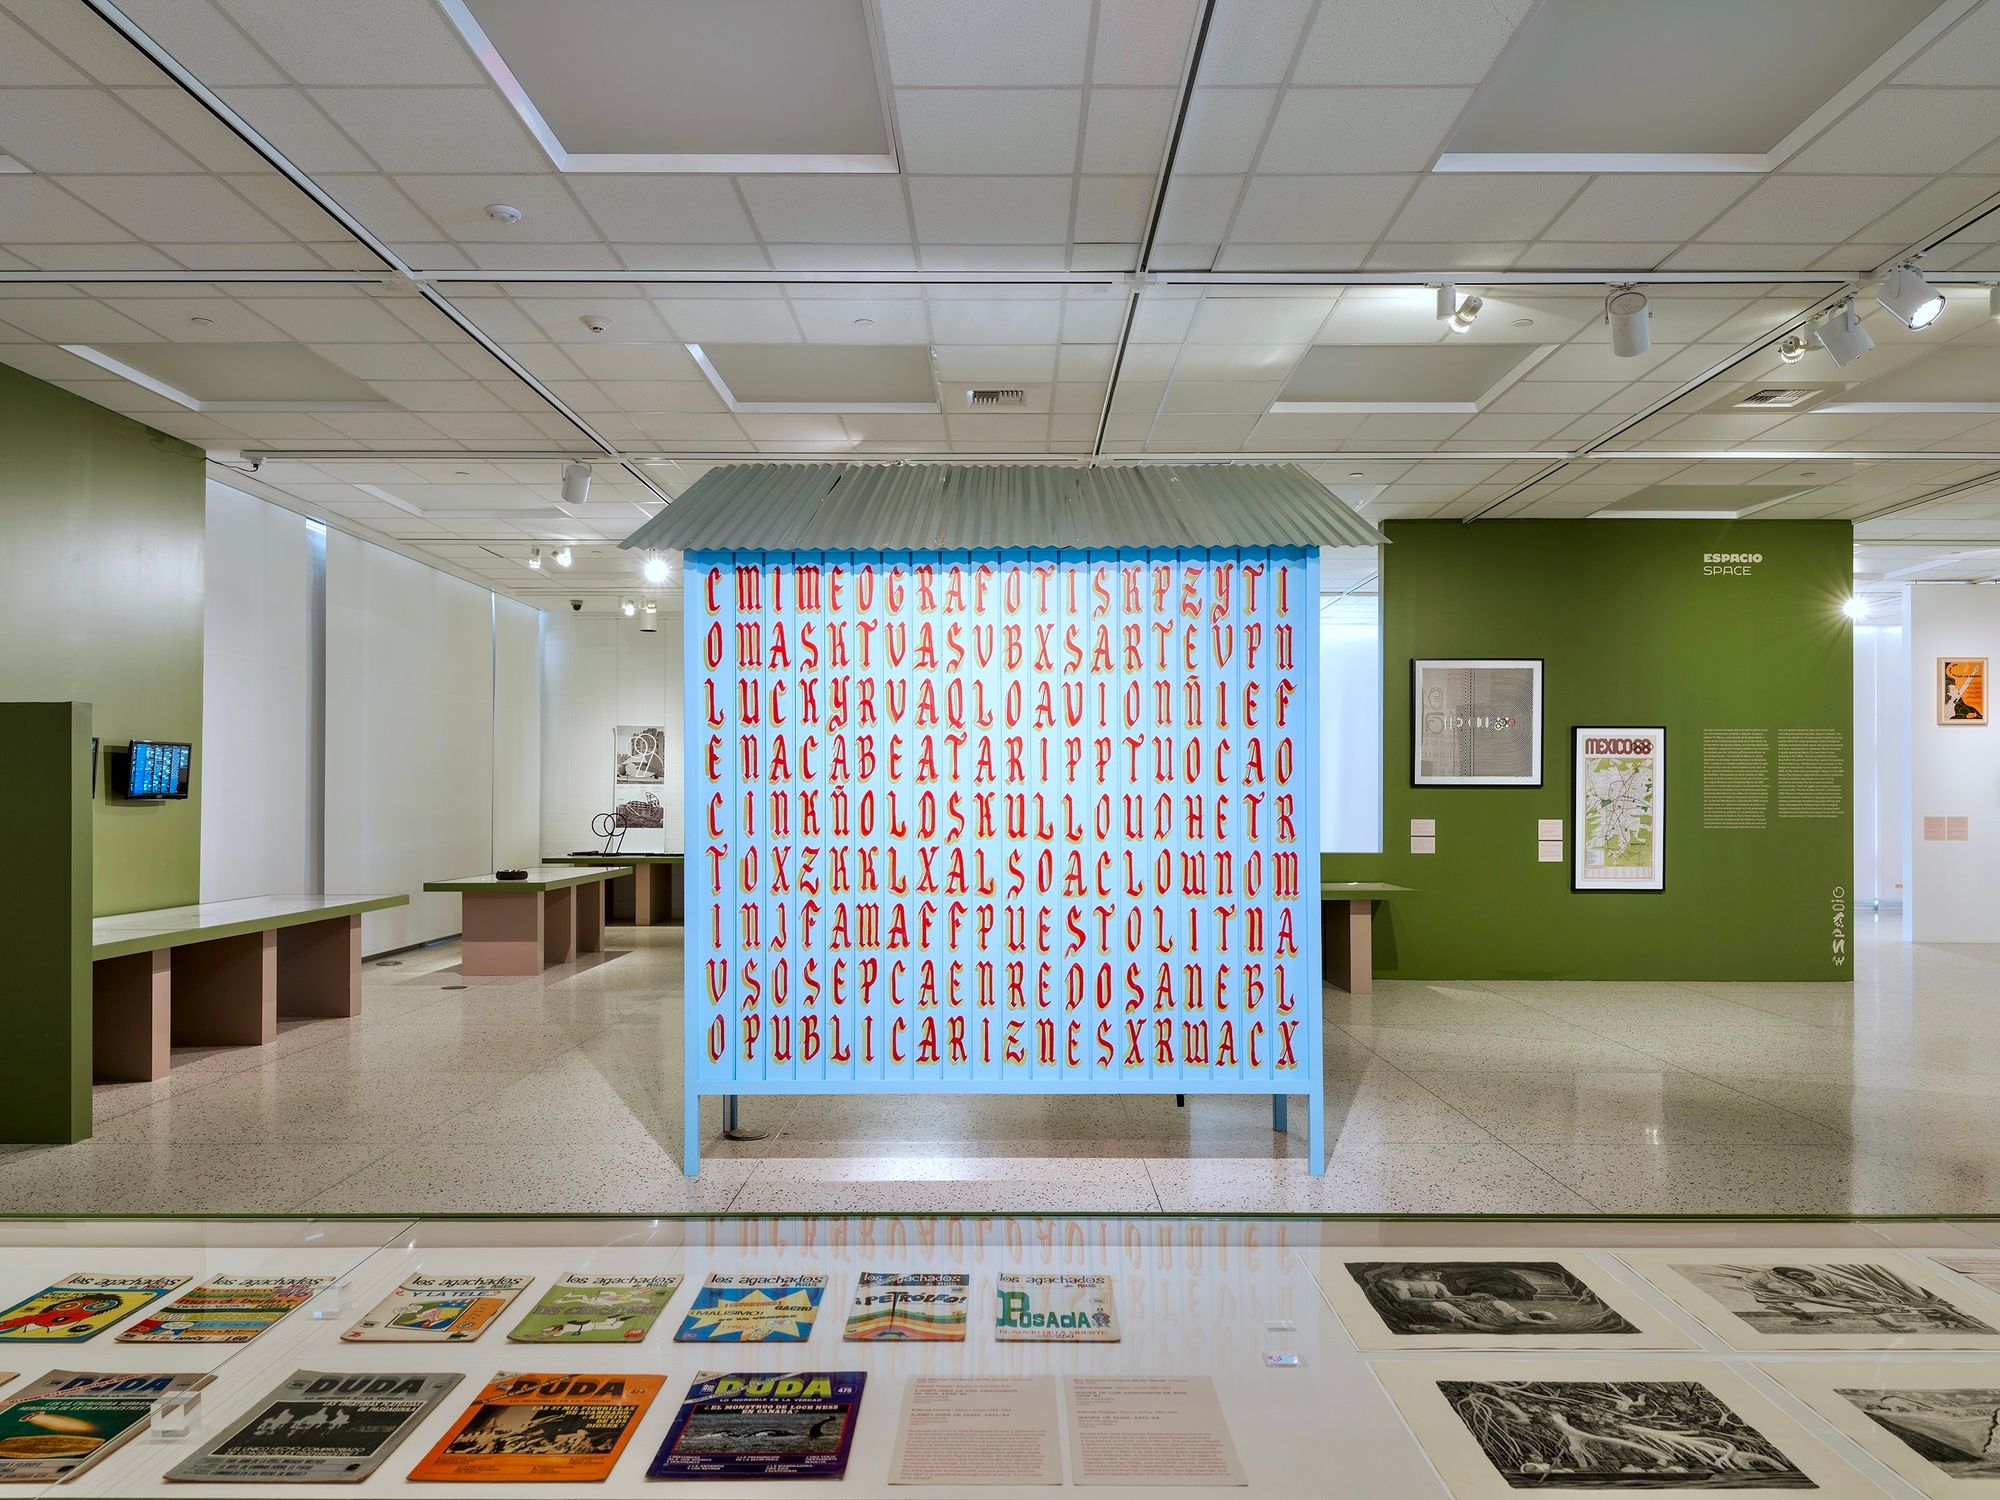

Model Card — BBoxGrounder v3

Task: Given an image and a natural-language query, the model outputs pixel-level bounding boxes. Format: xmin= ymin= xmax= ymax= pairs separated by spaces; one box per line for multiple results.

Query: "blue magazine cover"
xmin=648 ymin=1372 xmax=864 ymax=1480
xmin=673 ymin=1276 xmax=826 ymax=1343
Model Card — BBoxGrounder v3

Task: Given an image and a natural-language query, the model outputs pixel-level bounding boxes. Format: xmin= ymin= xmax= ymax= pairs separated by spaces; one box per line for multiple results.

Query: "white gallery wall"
xmin=1852 ymin=617 xmax=1908 ymax=912
xmin=1907 ymin=583 xmax=2000 ymax=941
xmin=324 ymin=532 xmax=540 ymax=953
xmin=201 ymin=482 xmax=318 ymax=902
xmin=541 ymin=608 xmax=684 ymax=857
xmin=1320 ymin=608 xmax=1383 ymax=854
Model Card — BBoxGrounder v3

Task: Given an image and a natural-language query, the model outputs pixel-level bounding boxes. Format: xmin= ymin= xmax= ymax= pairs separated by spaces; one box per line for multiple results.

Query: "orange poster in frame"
xmin=1938 ymin=657 xmax=1987 ymax=725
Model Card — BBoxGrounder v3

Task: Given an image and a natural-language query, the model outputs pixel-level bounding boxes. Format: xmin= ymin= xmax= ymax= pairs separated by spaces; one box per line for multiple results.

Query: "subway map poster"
xmin=682 ymin=547 xmax=1322 ymax=1170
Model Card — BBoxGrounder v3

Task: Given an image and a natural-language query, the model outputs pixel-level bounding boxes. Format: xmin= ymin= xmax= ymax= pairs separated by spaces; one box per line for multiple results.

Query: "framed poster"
xmin=614 ymin=724 xmax=666 ymax=781
xmin=1571 ymin=727 xmax=1665 ymax=893
xmin=1938 ymin=658 xmax=1986 ymax=725
xmin=1412 ymin=658 xmax=1542 ymax=786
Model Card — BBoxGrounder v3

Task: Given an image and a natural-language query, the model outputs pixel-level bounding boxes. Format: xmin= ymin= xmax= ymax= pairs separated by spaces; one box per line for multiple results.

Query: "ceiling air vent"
xmin=1736 ymin=388 xmax=1819 ymax=408
xmin=966 ymin=387 xmax=1026 ymax=407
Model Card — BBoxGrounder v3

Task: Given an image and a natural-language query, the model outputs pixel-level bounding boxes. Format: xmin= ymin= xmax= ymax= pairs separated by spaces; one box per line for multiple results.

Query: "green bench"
xmin=91 ymin=893 xmax=407 ymax=1082
xmin=424 ymin=866 xmax=621 ymax=976
xmin=545 ymin=853 xmax=684 ymax=927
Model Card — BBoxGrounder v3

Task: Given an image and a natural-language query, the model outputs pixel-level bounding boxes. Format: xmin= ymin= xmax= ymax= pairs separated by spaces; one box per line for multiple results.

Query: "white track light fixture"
xmin=1989 ymin=285 xmax=2000 ymax=320
xmin=561 ymin=462 xmax=592 ymax=505
xmin=1813 ymin=301 xmax=1873 ymax=367
xmin=526 ymin=546 xmax=542 ymax=570
xmin=1876 ymin=263 xmax=1944 ymax=330
xmin=1778 ymin=334 xmax=1806 ymax=364
xmin=1435 ymin=283 xmax=1458 ymax=321
xmin=642 ymin=551 xmax=670 ymax=585
xmin=552 ymin=545 xmax=573 ymax=569
xmin=1605 ymin=287 xmax=1651 ymax=357
xmin=621 ymin=598 xmax=636 ymax=617
xmin=640 ymin=598 xmax=658 ymax=634
xmin=1448 ymin=294 xmax=1483 ymax=334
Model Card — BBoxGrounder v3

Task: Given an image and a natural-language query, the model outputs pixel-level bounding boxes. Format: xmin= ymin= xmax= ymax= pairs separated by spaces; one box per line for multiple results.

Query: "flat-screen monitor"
xmin=125 ymin=741 xmax=191 ymax=800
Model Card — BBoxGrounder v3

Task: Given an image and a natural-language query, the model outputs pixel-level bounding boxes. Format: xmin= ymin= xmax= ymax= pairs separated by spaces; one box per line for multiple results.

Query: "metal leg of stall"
xmin=723 ymin=1094 xmax=769 ymax=1142
xmin=1272 ymin=1093 xmax=1287 ymax=1134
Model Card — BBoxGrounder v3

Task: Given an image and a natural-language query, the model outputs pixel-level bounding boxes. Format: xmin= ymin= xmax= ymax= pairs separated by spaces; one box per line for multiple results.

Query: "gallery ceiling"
xmin=7 ymin=0 xmax=2000 ymax=605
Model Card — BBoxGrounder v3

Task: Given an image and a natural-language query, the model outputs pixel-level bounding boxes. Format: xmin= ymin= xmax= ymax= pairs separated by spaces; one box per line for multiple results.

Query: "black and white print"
xmin=1624 ymin=1251 xmax=2000 ymax=1351
xmin=614 ymin=725 xmax=666 ymax=784
xmin=614 ymin=786 xmax=665 ymax=829
xmin=1322 ymin=1250 xmax=1693 ymax=1351
xmin=1763 ymin=1360 xmax=2000 ymax=1499
xmin=1351 ymin=1261 xmax=1639 ymax=1338
xmin=1436 ymin=1379 xmax=1812 ymax=1491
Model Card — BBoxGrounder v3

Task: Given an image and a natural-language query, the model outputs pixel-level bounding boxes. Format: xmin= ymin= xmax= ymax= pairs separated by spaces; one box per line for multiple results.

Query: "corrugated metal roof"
xmin=618 ymin=463 xmax=1385 ymax=553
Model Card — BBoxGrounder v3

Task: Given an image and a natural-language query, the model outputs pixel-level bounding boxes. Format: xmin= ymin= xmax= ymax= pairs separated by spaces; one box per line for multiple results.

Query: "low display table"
xmin=90 ymin=894 xmax=409 ymax=1083
xmin=423 ymin=867 xmax=619 ymax=978
xmin=544 ymin=853 xmax=683 ymax=926
xmin=1319 ymin=881 xmax=1412 ymax=996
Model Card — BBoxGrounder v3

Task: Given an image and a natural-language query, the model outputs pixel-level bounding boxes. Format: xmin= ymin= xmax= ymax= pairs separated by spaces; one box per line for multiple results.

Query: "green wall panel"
xmin=0 ymin=364 xmax=204 ymax=915
xmin=1345 ymin=519 xmax=1853 ymax=982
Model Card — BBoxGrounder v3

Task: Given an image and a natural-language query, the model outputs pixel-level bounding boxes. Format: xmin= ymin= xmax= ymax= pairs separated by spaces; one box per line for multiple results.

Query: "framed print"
xmin=614 ymin=724 xmax=667 ymax=781
xmin=1412 ymin=658 xmax=1542 ymax=786
xmin=1374 ymin=1358 xmax=1880 ymax=1499
xmin=1763 ymin=1360 xmax=2000 ymax=1498
xmin=1619 ymin=1251 xmax=2000 ymax=1351
xmin=1938 ymin=658 xmax=1986 ymax=725
xmin=1317 ymin=1249 xmax=1696 ymax=1351
xmin=1572 ymin=727 xmax=1665 ymax=893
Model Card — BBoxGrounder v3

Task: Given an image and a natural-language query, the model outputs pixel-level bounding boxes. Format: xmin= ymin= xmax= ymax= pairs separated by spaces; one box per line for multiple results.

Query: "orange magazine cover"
xmin=408 ymin=1372 xmax=663 ymax=1483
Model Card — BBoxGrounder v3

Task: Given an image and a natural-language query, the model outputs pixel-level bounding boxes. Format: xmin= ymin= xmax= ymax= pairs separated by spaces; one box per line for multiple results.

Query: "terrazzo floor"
xmin=15 ymin=914 xmax=2000 ymax=1216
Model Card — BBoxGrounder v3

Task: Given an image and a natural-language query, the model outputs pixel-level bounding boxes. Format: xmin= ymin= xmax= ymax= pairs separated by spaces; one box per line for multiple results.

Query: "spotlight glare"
xmin=1812 ymin=302 xmax=1873 ymax=367
xmin=1605 ymin=287 xmax=1650 ymax=357
xmin=552 ymin=545 xmax=572 ymax=569
xmin=526 ymin=546 xmax=541 ymax=570
xmin=620 ymin=598 xmax=636 ymax=617
xmin=1842 ymin=596 xmax=1868 ymax=621
xmin=642 ymin=552 xmax=670 ymax=585
xmin=1447 ymin=293 xmax=1483 ymax=334
xmin=1876 ymin=264 xmax=1944 ymax=330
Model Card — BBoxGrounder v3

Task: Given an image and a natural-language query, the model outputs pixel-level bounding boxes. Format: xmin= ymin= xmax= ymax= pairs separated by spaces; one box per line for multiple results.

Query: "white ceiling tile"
xmin=1061 ymin=298 xmax=1128 ymax=341
xmin=1056 ymin=343 xmax=1115 ymax=380
xmin=57 ymin=175 xmax=284 ymax=241
xmin=1173 ymin=342 xmax=1304 ymax=378
xmin=1080 ymin=88 xmax=1175 ymax=174
xmin=113 ymin=87 xmax=268 ymax=173
xmin=1231 ymin=175 xmax=1414 ymax=241
xmin=1544 ymin=175 xmax=1756 ymax=242
xmin=1292 ymin=0 xmax=1533 ymax=85
xmin=1256 ymin=87 xmax=1471 ymax=173
xmin=615 ymin=244 xmax=770 ymax=270
xmin=309 ymin=88 xmax=546 ymax=173
xmin=767 ymin=243 xmax=920 ymax=270
xmin=11 ymin=243 xmax=177 ymax=269
xmin=210 ymin=0 xmax=485 ymax=85
xmin=217 ymin=173 xmax=348 ymax=241
xmin=1197 ymin=0 xmax=1313 ymax=85
xmin=924 ymin=244 xmax=1072 ymax=269
xmin=1788 ymin=89 xmax=2000 ymax=174
xmin=1854 ymin=174 xmax=2000 ymax=244
xmin=1073 ymin=175 xmax=1150 ymax=241
xmin=1147 ymin=412 xmax=1258 ymax=443
xmin=654 ymin=298 xmax=803 ymax=343
xmin=566 ymin=176 xmax=757 ymax=242
xmin=0 ymin=296 xmax=160 ymax=341
xmin=1093 ymin=0 xmax=1200 ymax=84
xmin=738 ymin=176 xmax=912 ymax=243
xmin=1155 ymin=175 xmax=1241 ymax=242
xmin=313 ymin=173 xmax=442 ymax=241
xmin=0 ymin=176 xmax=132 ymax=241
xmin=895 ymin=88 xmax=1080 ymax=173
xmin=103 ymin=294 xmax=287 ymax=341
xmin=1186 ymin=295 xmax=1332 ymax=344
xmin=1511 ymin=241 xmax=1675 ymax=269
xmin=242 ymin=296 xmax=425 ymax=342
xmin=1362 ymin=241 xmax=1524 ymax=270
xmin=1161 ymin=379 xmax=1283 ymax=414
xmin=789 ymin=298 xmax=931 ymax=343
xmin=1174 ymin=89 xmax=1275 ymax=174
xmin=601 ymin=382 xmax=727 ymax=414
xmin=931 ymin=344 xmax=1057 ymax=381
xmin=216 ymin=88 xmax=374 ymax=172
xmin=1385 ymin=173 xmax=1586 ymax=240
xmin=1897 ymin=0 xmax=2000 ymax=84
xmin=878 ymin=0 xmax=1091 ymax=85
xmin=1699 ymin=174 xmax=1924 ymax=242
xmin=0 ymin=88 xmax=201 ymax=173
xmin=111 ymin=0 xmax=287 ymax=84
xmin=311 ymin=342 xmax=470 ymax=381
xmin=394 ymin=175 xmax=601 ymax=242
xmin=0 ymin=9 xmax=83 ymax=83
xmin=463 ymin=241 xmax=622 ymax=270
xmin=1210 ymin=243 xmax=1372 ymax=269
xmin=1661 ymin=241 xmax=1833 ymax=269
xmin=908 ymin=176 xmax=1072 ymax=243
xmin=927 ymin=297 xmax=1062 ymax=342
xmin=558 ymin=342 xmax=700 ymax=381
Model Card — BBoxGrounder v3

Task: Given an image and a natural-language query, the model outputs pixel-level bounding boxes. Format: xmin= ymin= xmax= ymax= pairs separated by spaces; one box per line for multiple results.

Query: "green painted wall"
xmin=1335 ymin=519 xmax=1853 ymax=981
xmin=0 ymin=703 xmax=92 ymax=1141
xmin=0 ymin=364 xmax=205 ymax=915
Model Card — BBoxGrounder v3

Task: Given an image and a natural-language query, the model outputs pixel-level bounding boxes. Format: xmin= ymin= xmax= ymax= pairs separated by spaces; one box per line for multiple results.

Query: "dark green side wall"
xmin=0 ymin=363 xmax=205 ymax=916
xmin=1334 ymin=519 xmax=1854 ymax=982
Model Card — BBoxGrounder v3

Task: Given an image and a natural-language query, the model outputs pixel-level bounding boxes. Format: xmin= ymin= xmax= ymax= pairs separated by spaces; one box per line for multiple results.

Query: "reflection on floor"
xmin=13 ymin=1215 xmax=2000 ymax=1500
xmin=11 ymin=914 xmax=2000 ymax=1214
